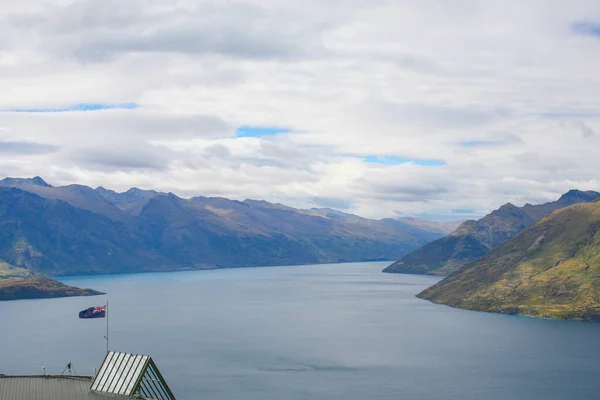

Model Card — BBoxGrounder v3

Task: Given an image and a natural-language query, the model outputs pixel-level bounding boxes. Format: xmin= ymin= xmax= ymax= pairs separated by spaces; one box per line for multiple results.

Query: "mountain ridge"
xmin=0 ymin=177 xmax=449 ymax=280
xmin=384 ymin=190 xmax=600 ymax=276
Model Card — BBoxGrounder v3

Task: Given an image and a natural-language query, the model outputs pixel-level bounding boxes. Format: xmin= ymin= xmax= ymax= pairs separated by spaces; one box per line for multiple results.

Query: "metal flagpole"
xmin=105 ymin=301 xmax=109 ymax=354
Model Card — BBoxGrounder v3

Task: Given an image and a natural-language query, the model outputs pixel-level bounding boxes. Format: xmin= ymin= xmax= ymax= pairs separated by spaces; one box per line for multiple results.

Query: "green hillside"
xmin=417 ymin=200 xmax=600 ymax=321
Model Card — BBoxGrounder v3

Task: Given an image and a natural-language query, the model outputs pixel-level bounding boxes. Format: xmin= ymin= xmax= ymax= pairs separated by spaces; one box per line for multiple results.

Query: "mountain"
xmin=134 ymin=194 xmax=444 ymax=268
xmin=0 ymin=176 xmax=50 ymax=188
xmin=396 ymin=217 xmax=463 ymax=235
xmin=0 ymin=187 xmax=170 ymax=276
xmin=384 ymin=190 xmax=600 ymax=276
xmin=0 ymin=177 xmax=127 ymax=221
xmin=417 ymin=200 xmax=600 ymax=322
xmin=310 ymin=208 xmax=462 ymax=235
xmin=96 ymin=186 xmax=160 ymax=215
xmin=0 ymin=178 xmax=448 ymax=280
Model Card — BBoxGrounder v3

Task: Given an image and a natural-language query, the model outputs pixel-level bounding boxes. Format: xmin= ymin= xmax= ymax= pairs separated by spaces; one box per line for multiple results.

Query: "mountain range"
xmin=418 ymin=199 xmax=600 ymax=322
xmin=384 ymin=190 xmax=600 ymax=276
xmin=0 ymin=177 xmax=459 ymax=280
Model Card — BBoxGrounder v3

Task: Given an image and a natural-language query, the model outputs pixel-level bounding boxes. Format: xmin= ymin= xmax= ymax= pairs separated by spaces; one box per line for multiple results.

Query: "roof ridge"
xmin=0 ymin=375 xmax=92 ymax=380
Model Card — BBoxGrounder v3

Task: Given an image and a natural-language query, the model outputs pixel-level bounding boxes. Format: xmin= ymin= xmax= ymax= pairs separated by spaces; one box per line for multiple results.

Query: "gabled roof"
xmin=90 ymin=352 xmax=175 ymax=400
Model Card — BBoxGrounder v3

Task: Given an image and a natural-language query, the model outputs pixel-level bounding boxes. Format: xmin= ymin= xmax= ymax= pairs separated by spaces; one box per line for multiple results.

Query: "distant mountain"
xmin=309 ymin=209 xmax=462 ymax=235
xmin=0 ymin=187 xmax=169 ymax=276
xmin=384 ymin=190 xmax=600 ymax=276
xmin=0 ymin=177 xmax=127 ymax=221
xmin=96 ymin=186 xmax=160 ymax=216
xmin=0 ymin=176 xmax=50 ymax=188
xmin=134 ymin=194 xmax=444 ymax=268
xmin=417 ymin=200 xmax=600 ymax=322
xmin=396 ymin=217 xmax=463 ymax=235
xmin=0 ymin=178 xmax=448 ymax=281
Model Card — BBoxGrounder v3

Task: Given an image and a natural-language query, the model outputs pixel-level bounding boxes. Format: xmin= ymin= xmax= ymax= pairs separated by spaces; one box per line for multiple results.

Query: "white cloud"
xmin=1 ymin=0 xmax=600 ymax=219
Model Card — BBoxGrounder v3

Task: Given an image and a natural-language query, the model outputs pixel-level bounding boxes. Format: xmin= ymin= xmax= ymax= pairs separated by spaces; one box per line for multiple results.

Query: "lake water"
xmin=1 ymin=262 xmax=599 ymax=399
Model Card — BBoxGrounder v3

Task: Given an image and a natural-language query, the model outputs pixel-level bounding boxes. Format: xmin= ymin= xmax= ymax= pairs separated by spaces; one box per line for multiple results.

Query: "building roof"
xmin=0 ymin=376 xmax=129 ymax=400
xmin=91 ymin=352 xmax=175 ymax=400
xmin=0 ymin=351 xmax=176 ymax=400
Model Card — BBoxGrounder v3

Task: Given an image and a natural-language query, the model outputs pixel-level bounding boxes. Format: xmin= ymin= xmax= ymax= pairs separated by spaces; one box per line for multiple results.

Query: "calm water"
xmin=1 ymin=262 xmax=599 ymax=399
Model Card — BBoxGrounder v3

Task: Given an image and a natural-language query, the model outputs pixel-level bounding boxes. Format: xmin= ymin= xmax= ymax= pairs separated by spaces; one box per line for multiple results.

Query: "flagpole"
xmin=106 ymin=301 xmax=109 ymax=354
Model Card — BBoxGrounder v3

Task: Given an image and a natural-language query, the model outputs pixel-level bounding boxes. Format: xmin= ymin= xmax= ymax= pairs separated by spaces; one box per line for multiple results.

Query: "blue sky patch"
xmin=235 ymin=126 xmax=291 ymax=137
xmin=572 ymin=21 xmax=600 ymax=37
xmin=6 ymin=102 xmax=139 ymax=113
xmin=363 ymin=155 xmax=445 ymax=167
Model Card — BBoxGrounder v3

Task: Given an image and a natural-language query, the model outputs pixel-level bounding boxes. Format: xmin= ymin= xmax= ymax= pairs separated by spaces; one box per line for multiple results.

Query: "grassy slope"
xmin=0 ymin=258 xmax=30 ymax=278
xmin=0 ymin=276 xmax=104 ymax=301
xmin=418 ymin=201 xmax=600 ymax=321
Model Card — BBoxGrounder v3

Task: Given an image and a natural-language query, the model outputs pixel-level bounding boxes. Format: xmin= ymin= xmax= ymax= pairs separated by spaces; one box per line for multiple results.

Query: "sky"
xmin=1 ymin=0 xmax=600 ymax=220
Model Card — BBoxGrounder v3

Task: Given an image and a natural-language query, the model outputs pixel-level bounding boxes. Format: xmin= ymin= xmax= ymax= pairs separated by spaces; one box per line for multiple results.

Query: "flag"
xmin=79 ymin=305 xmax=106 ymax=319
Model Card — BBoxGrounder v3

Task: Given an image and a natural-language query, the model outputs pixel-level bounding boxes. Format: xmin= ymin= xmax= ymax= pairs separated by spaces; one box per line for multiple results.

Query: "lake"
xmin=1 ymin=262 xmax=599 ymax=399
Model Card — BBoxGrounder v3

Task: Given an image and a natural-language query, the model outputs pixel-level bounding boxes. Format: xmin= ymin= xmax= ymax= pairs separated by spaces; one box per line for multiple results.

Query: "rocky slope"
xmin=417 ymin=200 xmax=600 ymax=321
xmin=384 ymin=190 xmax=600 ymax=276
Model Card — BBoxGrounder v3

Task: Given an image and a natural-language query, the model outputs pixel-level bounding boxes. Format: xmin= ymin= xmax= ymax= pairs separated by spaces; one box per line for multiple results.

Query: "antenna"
xmin=42 ymin=367 xmax=46 ymax=376
xmin=60 ymin=362 xmax=78 ymax=376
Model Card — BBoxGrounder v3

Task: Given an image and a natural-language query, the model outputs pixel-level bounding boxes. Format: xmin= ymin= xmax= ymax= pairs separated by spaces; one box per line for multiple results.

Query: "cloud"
xmin=68 ymin=142 xmax=173 ymax=171
xmin=0 ymin=110 xmax=234 ymax=141
xmin=579 ymin=123 xmax=596 ymax=138
xmin=1 ymin=0 xmax=600 ymax=220
xmin=559 ymin=120 xmax=596 ymax=138
xmin=311 ymin=197 xmax=352 ymax=210
xmin=459 ymin=141 xmax=503 ymax=147
xmin=3 ymin=0 xmax=327 ymax=63
xmin=0 ymin=141 xmax=59 ymax=155
xmin=451 ymin=208 xmax=474 ymax=215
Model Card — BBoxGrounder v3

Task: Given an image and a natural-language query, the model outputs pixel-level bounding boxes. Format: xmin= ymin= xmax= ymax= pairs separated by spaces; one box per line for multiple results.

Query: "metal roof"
xmin=91 ymin=352 xmax=175 ymax=400
xmin=0 ymin=376 xmax=128 ymax=400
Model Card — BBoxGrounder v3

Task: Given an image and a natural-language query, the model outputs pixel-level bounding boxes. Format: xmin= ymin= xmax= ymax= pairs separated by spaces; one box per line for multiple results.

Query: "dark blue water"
xmin=1 ymin=262 xmax=599 ymax=399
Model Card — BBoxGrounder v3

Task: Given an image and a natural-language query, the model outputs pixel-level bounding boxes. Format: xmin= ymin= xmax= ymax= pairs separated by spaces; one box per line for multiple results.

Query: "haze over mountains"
xmin=418 ymin=199 xmax=600 ymax=322
xmin=0 ymin=177 xmax=456 ymax=279
xmin=384 ymin=190 xmax=600 ymax=276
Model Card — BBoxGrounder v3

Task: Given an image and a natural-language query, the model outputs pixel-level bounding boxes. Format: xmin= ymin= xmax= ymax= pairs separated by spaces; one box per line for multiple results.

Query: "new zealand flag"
xmin=79 ymin=305 xmax=106 ymax=319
